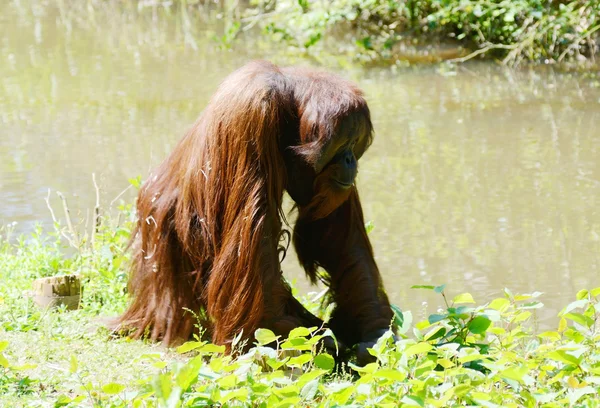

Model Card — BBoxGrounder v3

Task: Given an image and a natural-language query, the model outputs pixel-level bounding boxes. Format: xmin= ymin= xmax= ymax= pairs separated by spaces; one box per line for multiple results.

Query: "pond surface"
xmin=2 ymin=1 xmax=600 ymax=326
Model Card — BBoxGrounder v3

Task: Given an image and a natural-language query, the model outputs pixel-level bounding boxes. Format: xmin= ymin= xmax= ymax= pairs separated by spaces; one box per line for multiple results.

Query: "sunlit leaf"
xmin=287 ymin=354 xmax=312 ymax=367
xmin=500 ymin=365 xmax=528 ymax=383
xmin=513 ymin=311 xmax=531 ymax=323
xmin=424 ymin=326 xmax=446 ymax=341
xmin=404 ymin=342 xmax=433 ymax=357
xmin=488 ymin=297 xmax=510 ymax=311
xmin=401 ymin=395 xmax=425 ymax=406
xmin=374 ymin=369 xmax=406 ymax=381
xmin=200 ymin=344 xmax=226 ymax=354
xmin=453 ymin=293 xmax=475 ymax=304
xmin=563 ymin=312 xmax=594 ymax=328
xmin=558 ymin=317 xmax=567 ymax=332
xmin=102 ymin=383 xmax=125 ymax=395
xmin=468 ymin=316 xmax=491 ymax=334
xmin=547 ymin=350 xmax=581 ymax=366
xmin=255 ymin=329 xmax=279 ymax=345
xmin=559 ymin=299 xmax=588 ymax=316
xmin=314 ymin=353 xmax=335 ymax=370
xmin=391 ymin=304 xmax=404 ymax=327
xmin=69 ymin=355 xmax=78 ymax=374
xmin=289 ymin=327 xmax=313 ymax=339
xmin=176 ymin=341 xmax=205 ymax=354
xmin=0 ymin=354 xmax=9 ymax=368
xmin=297 ymin=369 xmax=326 ymax=386
xmin=219 ymin=388 xmax=249 ymax=404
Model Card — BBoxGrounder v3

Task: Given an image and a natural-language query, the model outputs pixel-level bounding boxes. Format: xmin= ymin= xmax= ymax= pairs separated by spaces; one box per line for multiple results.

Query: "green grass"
xmin=1 ymin=200 xmax=600 ymax=407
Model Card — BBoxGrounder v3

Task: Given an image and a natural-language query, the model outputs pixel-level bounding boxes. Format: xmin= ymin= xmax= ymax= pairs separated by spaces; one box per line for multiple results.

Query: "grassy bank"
xmin=1 ymin=202 xmax=600 ymax=407
xmin=236 ymin=0 xmax=600 ymax=66
xmin=6 ymin=0 xmax=599 ymax=67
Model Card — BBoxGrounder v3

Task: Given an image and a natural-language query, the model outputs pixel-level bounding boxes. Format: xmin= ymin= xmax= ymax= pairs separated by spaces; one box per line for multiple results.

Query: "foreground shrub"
xmin=239 ymin=0 xmax=600 ymax=66
xmin=1 ymin=205 xmax=600 ymax=406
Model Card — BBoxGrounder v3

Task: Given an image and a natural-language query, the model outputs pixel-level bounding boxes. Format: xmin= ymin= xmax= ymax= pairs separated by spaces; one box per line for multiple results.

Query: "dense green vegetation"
xmin=236 ymin=0 xmax=600 ymax=66
xmin=1 ymin=199 xmax=600 ymax=407
xmin=6 ymin=0 xmax=599 ymax=66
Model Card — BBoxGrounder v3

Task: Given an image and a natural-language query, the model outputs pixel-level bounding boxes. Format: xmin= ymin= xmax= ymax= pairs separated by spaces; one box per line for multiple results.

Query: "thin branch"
xmin=45 ymin=189 xmax=78 ymax=248
xmin=57 ymin=191 xmax=80 ymax=247
xmin=447 ymin=43 xmax=517 ymax=64
xmin=109 ymin=184 xmax=133 ymax=207
xmin=44 ymin=189 xmax=58 ymax=224
xmin=557 ymin=24 xmax=600 ymax=63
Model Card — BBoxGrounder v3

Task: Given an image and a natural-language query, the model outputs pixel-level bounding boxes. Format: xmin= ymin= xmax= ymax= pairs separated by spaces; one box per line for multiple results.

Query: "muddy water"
xmin=2 ymin=1 xmax=600 ymax=325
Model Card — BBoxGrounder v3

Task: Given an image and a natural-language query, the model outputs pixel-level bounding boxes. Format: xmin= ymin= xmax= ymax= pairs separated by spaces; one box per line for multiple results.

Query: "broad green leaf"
xmin=470 ymin=392 xmax=491 ymax=401
xmin=559 ymin=299 xmax=588 ymax=316
xmin=314 ymin=353 xmax=335 ymax=370
xmin=468 ymin=316 xmax=491 ymax=334
xmin=437 ymin=358 xmax=454 ymax=369
xmin=563 ymin=312 xmax=594 ymax=328
xmin=287 ymin=354 xmax=312 ymax=367
xmin=424 ymin=326 xmax=446 ymax=341
xmin=374 ymin=369 xmax=406 ymax=381
xmin=266 ymin=357 xmax=288 ymax=370
xmin=520 ymin=301 xmax=544 ymax=309
xmin=547 ymin=350 xmax=581 ymax=366
xmin=274 ymin=397 xmax=301 ymax=408
xmin=176 ymin=341 xmax=205 ymax=354
xmin=332 ymin=386 xmax=354 ymax=405
xmin=199 ymin=343 xmax=226 ymax=354
xmin=458 ymin=353 xmax=485 ymax=363
xmin=428 ymin=314 xmax=447 ymax=324
xmin=217 ymin=373 xmax=238 ymax=389
xmin=576 ymin=289 xmax=589 ymax=300
xmin=537 ymin=331 xmax=561 ymax=341
xmin=434 ymin=284 xmax=446 ymax=293
xmin=347 ymin=362 xmax=378 ymax=373
xmin=297 ymin=369 xmax=326 ymax=386
xmin=0 ymin=341 xmax=8 ymax=353
xmin=0 ymin=354 xmax=9 ymax=368
xmin=513 ymin=311 xmax=531 ymax=323
xmin=591 ymin=287 xmax=600 ymax=297
xmin=391 ymin=303 xmax=404 ymax=327
xmin=300 ymin=379 xmax=319 ymax=400
xmin=558 ymin=317 xmax=567 ymax=332
xmin=488 ymin=297 xmax=510 ymax=311
xmin=176 ymin=356 xmax=202 ymax=389
xmin=255 ymin=329 xmax=279 ymax=345
xmin=102 ymin=383 xmax=125 ymax=395
xmin=69 ymin=355 xmax=78 ymax=374
xmin=404 ymin=342 xmax=433 ymax=357
xmin=219 ymin=388 xmax=249 ymax=404
xmin=568 ymin=386 xmax=596 ymax=405
xmin=453 ymin=293 xmax=475 ymax=304
xmin=415 ymin=320 xmax=431 ymax=330
xmin=288 ymin=327 xmax=313 ymax=339
xmin=500 ymin=365 xmax=528 ymax=383
xmin=401 ymin=395 xmax=425 ymax=406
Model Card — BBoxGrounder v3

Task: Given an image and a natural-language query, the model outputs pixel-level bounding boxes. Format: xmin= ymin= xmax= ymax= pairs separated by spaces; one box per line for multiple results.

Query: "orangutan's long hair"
xmin=115 ymin=60 xmax=394 ymax=358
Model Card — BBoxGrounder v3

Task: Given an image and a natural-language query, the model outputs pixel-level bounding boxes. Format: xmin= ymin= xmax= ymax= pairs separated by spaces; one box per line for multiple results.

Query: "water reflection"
xmin=1 ymin=1 xmax=599 ymax=326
